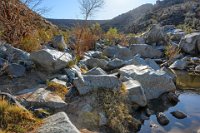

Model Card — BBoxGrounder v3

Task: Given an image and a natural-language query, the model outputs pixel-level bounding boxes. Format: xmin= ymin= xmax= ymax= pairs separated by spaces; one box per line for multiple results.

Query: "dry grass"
xmin=165 ymin=44 xmax=181 ymax=61
xmin=96 ymin=86 xmax=140 ymax=133
xmin=0 ymin=100 xmax=42 ymax=133
xmin=46 ymin=81 xmax=69 ymax=99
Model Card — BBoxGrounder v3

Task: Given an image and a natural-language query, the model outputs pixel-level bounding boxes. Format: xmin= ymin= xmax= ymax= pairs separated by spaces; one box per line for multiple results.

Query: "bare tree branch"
xmin=79 ymin=0 xmax=104 ymax=20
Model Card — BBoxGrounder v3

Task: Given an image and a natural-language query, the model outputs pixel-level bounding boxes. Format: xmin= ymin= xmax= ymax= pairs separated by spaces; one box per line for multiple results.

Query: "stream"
xmin=139 ymin=70 xmax=200 ymax=133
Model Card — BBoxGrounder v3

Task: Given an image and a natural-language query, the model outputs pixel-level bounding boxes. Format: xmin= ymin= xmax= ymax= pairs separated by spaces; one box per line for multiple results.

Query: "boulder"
xmin=84 ymin=51 xmax=103 ymax=58
xmin=64 ymin=65 xmax=83 ymax=82
xmin=85 ymin=67 xmax=107 ymax=75
xmin=179 ymin=32 xmax=200 ymax=55
xmin=119 ymin=65 xmax=176 ymax=100
xmin=0 ymin=57 xmax=6 ymax=67
xmin=129 ymin=44 xmax=163 ymax=58
xmin=123 ymin=80 xmax=147 ymax=106
xmin=103 ymin=45 xmax=132 ymax=60
xmin=107 ymin=58 xmax=125 ymax=70
xmin=128 ymin=36 xmax=145 ymax=44
xmin=19 ymin=87 xmax=67 ymax=110
xmin=195 ymin=65 xmax=200 ymax=72
xmin=30 ymin=48 xmax=72 ymax=72
xmin=85 ymin=58 xmax=108 ymax=70
xmin=0 ymin=44 xmax=30 ymax=64
xmin=169 ymin=60 xmax=188 ymax=70
xmin=7 ymin=63 xmax=26 ymax=78
xmin=73 ymin=75 xmax=122 ymax=95
xmin=125 ymin=55 xmax=160 ymax=71
xmin=170 ymin=29 xmax=185 ymax=41
xmin=144 ymin=24 xmax=167 ymax=44
xmin=156 ymin=112 xmax=169 ymax=126
xmin=145 ymin=59 xmax=160 ymax=70
xmin=38 ymin=112 xmax=80 ymax=133
xmin=52 ymin=35 xmax=67 ymax=51
xmin=171 ymin=111 xmax=187 ymax=119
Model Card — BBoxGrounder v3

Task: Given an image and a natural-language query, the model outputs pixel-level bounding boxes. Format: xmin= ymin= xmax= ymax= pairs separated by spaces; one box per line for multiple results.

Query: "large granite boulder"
xmin=30 ymin=48 xmax=72 ymax=72
xmin=124 ymin=80 xmax=147 ymax=107
xmin=85 ymin=58 xmax=108 ymax=70
xmin=119 ymin=65 xmax=176 ymax=100
xmin=103 ymin=45 xmax=132 ymax=60
xmin=107 ymin=58 xmax=125 ymax=70
xmin=38 ymin=112 xmax=80 ymax=133
xmin=179 ymin=32 xmax=200 ymax=55
xmin=6 ymin=63 xmax=26 ymax=78
xmin=73 ymin=75 xmax=122 ymax=95
xmin=129 ymin=44 xmax=163 ymax=58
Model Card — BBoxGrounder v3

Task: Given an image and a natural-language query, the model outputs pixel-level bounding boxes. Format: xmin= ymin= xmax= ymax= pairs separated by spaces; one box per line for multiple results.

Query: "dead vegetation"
xmin=96 ymin=87 xmax=140 ymax=133
xmin=0 ymin=100 xmax=42 ymax=133
xmin=46 ymin=81 xmax=69 ymax=100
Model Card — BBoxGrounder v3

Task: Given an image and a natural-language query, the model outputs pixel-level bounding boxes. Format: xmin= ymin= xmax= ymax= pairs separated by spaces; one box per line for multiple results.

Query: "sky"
xmin=40 ymin=0 xmax=157 ymax=20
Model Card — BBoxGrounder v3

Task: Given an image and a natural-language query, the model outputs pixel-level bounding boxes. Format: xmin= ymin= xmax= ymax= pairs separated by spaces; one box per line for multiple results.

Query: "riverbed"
xmin=139 ymin=70 xmax=200 ymax=133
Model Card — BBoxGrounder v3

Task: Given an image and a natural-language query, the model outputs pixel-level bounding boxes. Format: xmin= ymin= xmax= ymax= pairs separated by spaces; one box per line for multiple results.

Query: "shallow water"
xmin=139 ymin=93 xmax=200 ymax=133
xmin=139 ymin=71 xmax=200 ymax=133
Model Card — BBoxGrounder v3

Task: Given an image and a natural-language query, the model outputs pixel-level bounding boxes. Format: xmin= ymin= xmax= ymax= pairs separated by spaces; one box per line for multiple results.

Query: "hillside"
xmin=47 ymin=19 xmax=108 ymax=29
xmin=101 ymin=3 xmax=154 ymax=32
xmin=127 ymin=0 xmax=200 ymax=33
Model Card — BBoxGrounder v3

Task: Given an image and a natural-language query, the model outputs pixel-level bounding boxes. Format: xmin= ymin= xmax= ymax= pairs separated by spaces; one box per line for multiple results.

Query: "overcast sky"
xmin=41 ymin=0 xmax=157 ymax=20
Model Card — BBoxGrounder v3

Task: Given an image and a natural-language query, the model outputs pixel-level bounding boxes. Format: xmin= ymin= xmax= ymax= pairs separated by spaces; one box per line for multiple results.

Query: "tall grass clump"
xmin=0 ymin=100 xmax=41 ymax=133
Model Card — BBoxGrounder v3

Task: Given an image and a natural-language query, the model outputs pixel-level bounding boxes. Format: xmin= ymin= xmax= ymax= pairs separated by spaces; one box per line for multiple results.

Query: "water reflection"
xmin=139 ymin=93 xmax=200 ymax=133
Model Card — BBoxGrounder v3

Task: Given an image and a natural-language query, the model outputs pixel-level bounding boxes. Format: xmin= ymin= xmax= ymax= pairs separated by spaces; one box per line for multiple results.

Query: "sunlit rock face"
xmin=119 ymin=65 xmax=176 ymax=100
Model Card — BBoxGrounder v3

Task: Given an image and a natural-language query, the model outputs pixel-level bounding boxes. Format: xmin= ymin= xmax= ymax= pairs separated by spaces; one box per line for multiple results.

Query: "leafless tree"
xmin=79 ymin=0 xmax=105 ymax=20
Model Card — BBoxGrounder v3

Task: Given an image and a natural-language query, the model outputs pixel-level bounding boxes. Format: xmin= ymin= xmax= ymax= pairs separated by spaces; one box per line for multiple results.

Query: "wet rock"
xmin=123 ymin=80 xmax=147 ymax=107
xmin=30 ymin=48 xmax=72 ymax=72
xmin=7 ymin=63 xmax=26 ymax=78
xmin=179 ymin=32 xmax=200 ymax=55
xmin=107 ymin=58 xmax=125 ymax=70
xmin=119 ymin=65 xmax=176 ymax=100
xmin=38 ymin=112 xmax=80 ymax=133
xmin=73 ymin=75 xmax=122 ymax=95
xmin=85 ymin=67 xmax=107 ymax=75
xmin=103 ymin=45 xmax=132 ymax=60
xmin=85 ymin=58 xmax=108 ymax=70
xmin=52 ymin=35 xmax=67 ymax=51
xmin=145 ymin=108 xmax=153 ymax=117
xmin=171 ymin=111 xmax=187 ymax=119
xmin=169 ymin=59 xmax=188 ymax=70
xmin=129 ymin=44 xmax=163 ymax=58
xmin=167 ymin=92 xmax=179 ymax=103
xmin=156 ymin=112 xmax=169 ymax=126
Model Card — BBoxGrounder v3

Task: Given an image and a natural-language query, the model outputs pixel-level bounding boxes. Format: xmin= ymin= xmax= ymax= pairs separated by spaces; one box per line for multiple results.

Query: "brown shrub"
xmin=72 ymin=25 xmax=98 ymax=57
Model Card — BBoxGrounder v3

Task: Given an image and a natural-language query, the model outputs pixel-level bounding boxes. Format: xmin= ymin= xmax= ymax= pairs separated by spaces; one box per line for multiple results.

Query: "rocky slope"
xmin=1 ymin=22 xmax=200 ymax=132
